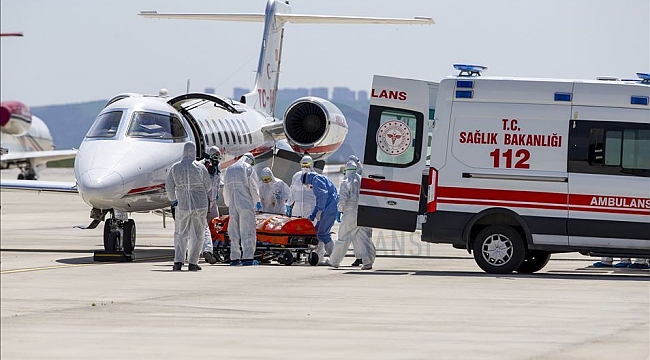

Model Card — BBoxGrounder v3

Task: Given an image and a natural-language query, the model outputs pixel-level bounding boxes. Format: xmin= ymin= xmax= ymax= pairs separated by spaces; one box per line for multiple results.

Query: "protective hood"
xmin=182 ymin=142 xmax=196 ymax=160
xmin=261 ymin=167 xmax=274 ymax=180
xmin=344 ymin=160 xmax=357 ymax=179
xmin=302 ymin=171 xmax=317 ymax=185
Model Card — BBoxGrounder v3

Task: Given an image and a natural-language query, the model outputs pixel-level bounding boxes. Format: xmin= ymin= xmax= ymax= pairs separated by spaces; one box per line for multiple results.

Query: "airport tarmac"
xmin=1 ymin=168 xmax=648 ymax=360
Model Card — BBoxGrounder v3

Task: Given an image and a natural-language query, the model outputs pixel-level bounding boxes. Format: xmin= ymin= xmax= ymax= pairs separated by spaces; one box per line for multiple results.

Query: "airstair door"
xmin=357 ymin=76 xmax=431 ymax=232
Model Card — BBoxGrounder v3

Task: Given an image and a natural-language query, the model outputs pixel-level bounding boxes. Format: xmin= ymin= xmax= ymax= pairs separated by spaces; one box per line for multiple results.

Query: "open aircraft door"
xmin=358 ymin=75 xmax=433 ymax=232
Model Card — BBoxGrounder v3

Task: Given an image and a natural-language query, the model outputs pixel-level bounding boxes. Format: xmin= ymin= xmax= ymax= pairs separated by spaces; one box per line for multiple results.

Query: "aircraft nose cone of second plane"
xmin=78 ymin=169 xmax=125 ymax=208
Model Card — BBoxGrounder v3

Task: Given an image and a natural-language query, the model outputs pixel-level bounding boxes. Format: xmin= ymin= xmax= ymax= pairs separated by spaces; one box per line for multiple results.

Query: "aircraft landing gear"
xmin=96 ymin=214 xmax=136 ymax=262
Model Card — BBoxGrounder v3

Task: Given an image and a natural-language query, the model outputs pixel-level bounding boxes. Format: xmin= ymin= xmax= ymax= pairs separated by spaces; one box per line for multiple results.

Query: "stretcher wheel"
xmin=214 ymin=242 xmax=230 ymax=263
xmin=281 ymin=251 xmax=294 ymax=266
xmin=308 ymin=252 xmax=319 ymax=266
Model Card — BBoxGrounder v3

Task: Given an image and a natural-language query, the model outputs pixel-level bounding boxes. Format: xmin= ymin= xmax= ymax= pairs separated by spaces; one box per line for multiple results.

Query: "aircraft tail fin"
xmin=140 ymin=0 xmax=433 ymax=117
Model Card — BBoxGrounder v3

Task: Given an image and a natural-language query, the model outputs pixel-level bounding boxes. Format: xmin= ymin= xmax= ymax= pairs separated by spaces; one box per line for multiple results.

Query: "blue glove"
xmin=171 ymin=199 xmax=178 ymax=207
xmin=215 ymin=193 xmax=219 ymax=201
xmin=285 ymin=204 xmax=291 ymax=216
xmin=308 ymin=212 xmax=316 ymax=222
xmin=256 ymin=202 xmax=262 ymax=211
xmin=336 ymin=211 xmax=342 ymax=223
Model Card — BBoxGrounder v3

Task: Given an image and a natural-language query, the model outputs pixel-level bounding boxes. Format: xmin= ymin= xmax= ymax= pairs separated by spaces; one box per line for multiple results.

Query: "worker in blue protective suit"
xmin=301 ymin=171 xmax=338 ymax=260
xmin=201 ymin=146 xmax=222 ymax=264
xmin=166 ymin=142 xmax=212 ymax=271
xmin=288 ymin=155 xmax=317 ymax=217
xmin=328 ymin=160 xmax=376 ymax=270
xmin=259 ymin=167 xmax=291 ymax=215
xmin=223 ymin=152 xmax=260 ymax=266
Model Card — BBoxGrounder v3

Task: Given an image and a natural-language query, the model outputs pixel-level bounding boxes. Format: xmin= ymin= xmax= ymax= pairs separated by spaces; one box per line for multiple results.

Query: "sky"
xmin=1 ymin=0 xmax=649 ymax=107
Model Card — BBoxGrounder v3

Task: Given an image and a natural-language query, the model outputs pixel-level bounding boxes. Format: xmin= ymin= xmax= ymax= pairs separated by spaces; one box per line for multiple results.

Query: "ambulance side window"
xmin=363 ymin=105 xmax=423 ymax=168
xmin=569 ymin=120 xmax=649 ymax=177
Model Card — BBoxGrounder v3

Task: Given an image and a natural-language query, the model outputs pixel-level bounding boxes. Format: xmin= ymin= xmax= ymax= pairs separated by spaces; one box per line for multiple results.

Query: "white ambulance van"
xmin=358 ymin=65 xmax=650 ymax=274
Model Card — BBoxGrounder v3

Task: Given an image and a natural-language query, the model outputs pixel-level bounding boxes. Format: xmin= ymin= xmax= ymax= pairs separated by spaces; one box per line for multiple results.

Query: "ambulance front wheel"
xmin=516 ymin=250 xmax=551 ymax=273
xmin=472 ymin=225 xmax=525 ymax=274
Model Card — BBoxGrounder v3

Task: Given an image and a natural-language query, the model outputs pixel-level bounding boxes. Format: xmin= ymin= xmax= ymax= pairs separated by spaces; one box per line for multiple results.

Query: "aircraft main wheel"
xmin=516 ymin=251 xmax=551 ymax=273
xmin=123 ymin=219 xmax=136 ymax=254
xmin=281 ymin=251 xmax=294 ymax=266
xmin=472 ymin=225 xmax=525 ymax=274
xmin=308 ymin=252 xmax=319 ymax=266
xmin=103 ymin=219 xmax=117 ymax=251
xmin=105 ymin=231 xmax=119 ymax=252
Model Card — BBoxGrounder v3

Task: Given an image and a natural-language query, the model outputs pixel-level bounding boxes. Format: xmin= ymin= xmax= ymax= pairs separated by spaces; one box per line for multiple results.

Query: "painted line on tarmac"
xmin=0 ymin=255 xmax=172 ymax=274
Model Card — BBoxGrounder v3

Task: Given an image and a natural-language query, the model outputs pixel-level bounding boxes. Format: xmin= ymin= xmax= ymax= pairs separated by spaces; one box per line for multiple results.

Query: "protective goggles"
xmin=261 ymin=176 xmax=272 ymax=183
xmin=300 ymin=161 xmax=312 ymax=168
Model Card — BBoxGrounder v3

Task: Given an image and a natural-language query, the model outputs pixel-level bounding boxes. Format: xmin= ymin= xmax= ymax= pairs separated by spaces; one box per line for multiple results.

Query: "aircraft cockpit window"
xmin=86 ymin=111 xmax=123 ymax=138
xmin=127 ymin=112 xmax=187 ymax=139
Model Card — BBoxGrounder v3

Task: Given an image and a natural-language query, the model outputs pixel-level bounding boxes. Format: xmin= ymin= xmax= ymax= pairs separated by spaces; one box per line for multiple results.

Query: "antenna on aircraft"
xmin=186 ymin=79 xmax=190 ymax=93
xmin=158 ymin=88 xmax=169 ymax=97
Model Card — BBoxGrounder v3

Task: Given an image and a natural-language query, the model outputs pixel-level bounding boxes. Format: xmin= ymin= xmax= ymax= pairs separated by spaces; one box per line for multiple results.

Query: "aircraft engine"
xmin=283 ymin=97 xmax=348 ymax=160
xmin=0 ymin=101 xmax=32 ymax=136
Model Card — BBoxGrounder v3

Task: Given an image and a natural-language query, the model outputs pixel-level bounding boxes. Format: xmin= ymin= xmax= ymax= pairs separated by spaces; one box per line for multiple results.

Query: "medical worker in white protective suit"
xmin=328 ymin=160 xmax=376 ymax=270
xmin=223 ymin=152 xmax=260 ymax=266
xmin=259 ymin=167 xmax=291 ymax=215
xmin=201 ymin=146 xmax=222 ymax=264
xmin=289 ymin=155 xmax=317 ymax=217
xmin=166 ymin=142 xmax=212 ymax=271
xmin=346 ymin=154 xmax=364 ymax=266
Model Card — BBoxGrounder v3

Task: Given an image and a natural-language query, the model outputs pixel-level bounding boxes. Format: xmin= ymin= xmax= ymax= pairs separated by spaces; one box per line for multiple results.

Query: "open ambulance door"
xmin=357 ymin=75 xmax=432 ymax=232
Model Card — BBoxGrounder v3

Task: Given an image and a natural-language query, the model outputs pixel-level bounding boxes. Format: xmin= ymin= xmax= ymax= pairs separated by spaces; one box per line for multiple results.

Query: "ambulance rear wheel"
xmin=123 ymin=220 xmax=136 ymax=254
xmin=516 ymin=251 xmax=551 ymax=273
xmin=472 ymin=225 xmax=525 ymax=274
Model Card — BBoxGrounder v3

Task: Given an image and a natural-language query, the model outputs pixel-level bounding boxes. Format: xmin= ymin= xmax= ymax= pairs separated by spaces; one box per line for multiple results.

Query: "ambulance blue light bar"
xmin=456 ymin=80 xmax=474 ymax=88
xmin=637 ymin=72 xmax=650 ymax=84
xmin=554 ymin=92 xmax=572 ymax=102
xmin=454 ymin=64 xmax=487 ymax=77
xmin=455 ymin=90 xmax=473 ymax=99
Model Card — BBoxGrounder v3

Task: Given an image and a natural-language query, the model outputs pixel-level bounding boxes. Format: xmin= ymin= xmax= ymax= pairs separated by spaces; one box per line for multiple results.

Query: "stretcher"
xmin=209 ymin=213 xmax=320 ymax=266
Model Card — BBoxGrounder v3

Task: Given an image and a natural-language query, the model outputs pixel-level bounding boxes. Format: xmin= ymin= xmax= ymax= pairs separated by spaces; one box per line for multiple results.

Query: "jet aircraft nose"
xmin=78 ymin=169 xmax=125 ymax=208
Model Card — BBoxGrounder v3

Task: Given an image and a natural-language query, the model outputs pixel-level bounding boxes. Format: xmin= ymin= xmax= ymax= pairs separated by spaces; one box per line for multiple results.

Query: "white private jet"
xmin=0 ymin=0 xmax=433 ymax=254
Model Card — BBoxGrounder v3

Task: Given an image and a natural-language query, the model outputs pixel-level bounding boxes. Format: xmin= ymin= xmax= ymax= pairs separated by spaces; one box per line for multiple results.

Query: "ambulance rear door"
xmin=357 ymin=75 xmax=433 ymax=232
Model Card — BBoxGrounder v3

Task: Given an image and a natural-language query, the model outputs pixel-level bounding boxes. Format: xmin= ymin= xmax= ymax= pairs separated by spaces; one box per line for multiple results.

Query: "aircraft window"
xmin=232 ymin=120 xmax=243 ymax=144
xmin=241 ymin=121 xmax=253 ymax=144
xmin=235 ymin=119 xmax=248 ymax=144
xmin=86 ymin=111 xmax=123 ymax=138
xmin=211 ymin=120 xmax=223 ymax=145
xmin=225 ymin=120 xmax=238 ymax=144
xmin=127 ymin=112 xmax=187 ymax=139
xmin=216 ymin=120 xmax=229 ymax=144
xmin=204 ymin=119 xmax=217 ymax=145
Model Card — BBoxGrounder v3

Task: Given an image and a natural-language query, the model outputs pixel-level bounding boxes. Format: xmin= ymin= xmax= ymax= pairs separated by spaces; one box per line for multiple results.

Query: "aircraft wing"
xmin=0 ymin=149 xmax=78 ymax=166
xmin=139 ymin=11 xmax=434 ymax=25
xmin=0 ymin=179 xmax=78 ymax=193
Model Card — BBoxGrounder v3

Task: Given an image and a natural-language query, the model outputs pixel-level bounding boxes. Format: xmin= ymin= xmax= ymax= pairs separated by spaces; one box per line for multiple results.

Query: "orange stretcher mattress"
xmin=210 ymin=213 xmax=318 ymax=247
